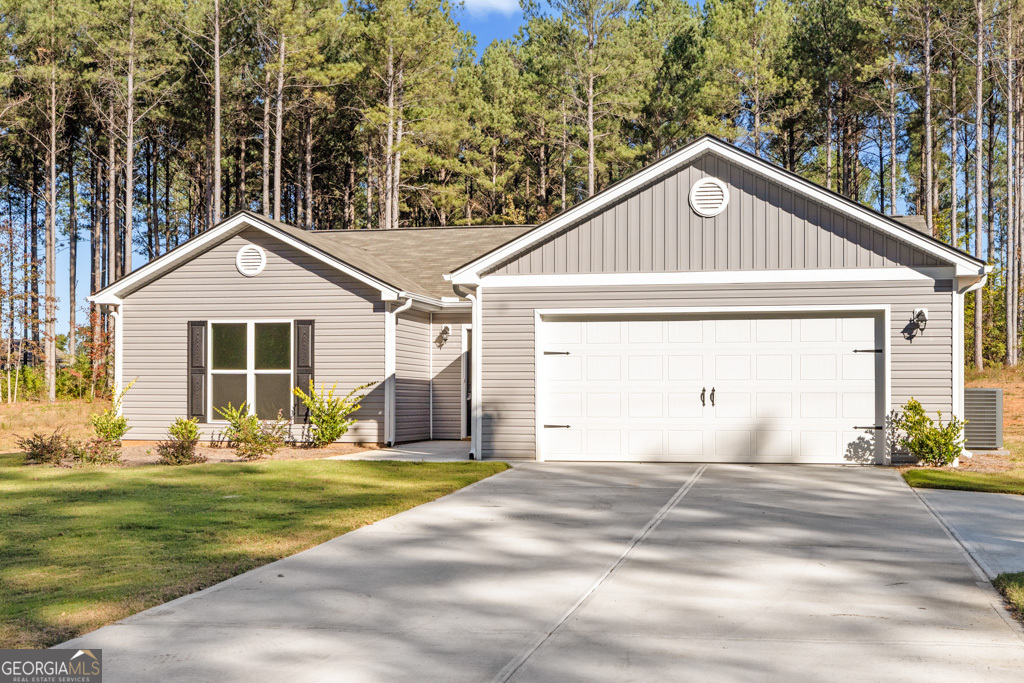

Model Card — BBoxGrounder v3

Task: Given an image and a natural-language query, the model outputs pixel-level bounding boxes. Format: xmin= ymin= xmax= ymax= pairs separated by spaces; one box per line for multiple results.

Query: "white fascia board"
xmin=450 ymin=137 xmax=985 ymax=282
xmin=88 ymin=213 xmax=401 ymax=303
xmin=480 ymin=266 xmax=956 ymax=289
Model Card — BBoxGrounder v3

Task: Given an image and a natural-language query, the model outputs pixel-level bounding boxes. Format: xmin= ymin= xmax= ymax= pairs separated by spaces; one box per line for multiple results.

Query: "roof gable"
xmin=486 ymin=151 xmax=944 ymax=276
xmin=452 ymin=137 xmax=986 ymax=284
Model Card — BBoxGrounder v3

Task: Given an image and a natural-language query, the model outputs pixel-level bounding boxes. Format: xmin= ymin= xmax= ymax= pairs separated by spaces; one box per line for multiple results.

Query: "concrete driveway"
xmin=63 ymin=464 xmax=1024 ymax=681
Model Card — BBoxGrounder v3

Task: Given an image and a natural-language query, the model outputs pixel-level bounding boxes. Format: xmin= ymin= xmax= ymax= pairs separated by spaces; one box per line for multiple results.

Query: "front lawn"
xmin=902 ymin=468 xmax=1024 ymax=495
xmin=994 ymin=573 xmax=1024 ymax=623
xmin=0 ymin=458 xmax=508 ymax=649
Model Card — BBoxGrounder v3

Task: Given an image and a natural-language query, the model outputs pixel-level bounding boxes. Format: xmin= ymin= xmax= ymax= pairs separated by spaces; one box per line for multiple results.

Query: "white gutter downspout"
xmin=385 ymin=297 xmax=413 ymax=446
xmin=464 ymin=289 xmax=483 ymax=460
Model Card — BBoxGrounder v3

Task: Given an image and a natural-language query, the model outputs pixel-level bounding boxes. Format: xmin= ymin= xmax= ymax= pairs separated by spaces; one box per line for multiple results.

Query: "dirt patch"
xmin=118 ymin=441 xmax=379 ymax=466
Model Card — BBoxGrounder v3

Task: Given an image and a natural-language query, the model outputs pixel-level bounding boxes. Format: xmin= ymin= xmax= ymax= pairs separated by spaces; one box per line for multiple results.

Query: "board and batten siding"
xmin=121 ymin=227 xmax=386 ymax=442
xmin=395 ymin=310 xmax=431 ymax=443
xmin=488 ymin=152 xmax=943 ymax=276
xmin=430 ymin=312 xmax=470 ymax=439
xmin=479 ymin=280 xmax=954 ymax=460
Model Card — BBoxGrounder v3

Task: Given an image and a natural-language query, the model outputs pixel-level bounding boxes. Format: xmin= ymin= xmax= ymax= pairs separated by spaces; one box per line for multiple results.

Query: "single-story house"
xmin=91 ymin=136 xmax=989 ymax=464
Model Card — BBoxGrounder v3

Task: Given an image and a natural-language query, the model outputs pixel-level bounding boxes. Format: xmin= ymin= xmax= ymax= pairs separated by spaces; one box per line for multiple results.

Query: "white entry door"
xmin=539 ymin=315 xmax=883 ymax=464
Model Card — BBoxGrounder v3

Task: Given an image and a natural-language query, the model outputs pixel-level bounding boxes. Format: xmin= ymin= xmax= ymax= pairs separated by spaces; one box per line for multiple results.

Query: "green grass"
xmin=0 ymin=458 xmax=508 ymax=649
xmin=994 ymin=573 xmax=1024 ymax=623
xmin=902 ymin=469 xmax=1024 ymax=495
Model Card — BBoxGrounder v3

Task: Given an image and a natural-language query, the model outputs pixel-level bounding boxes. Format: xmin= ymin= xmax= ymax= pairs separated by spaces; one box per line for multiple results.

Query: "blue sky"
xmin=457 ymin=0 xmax=525 ymax=53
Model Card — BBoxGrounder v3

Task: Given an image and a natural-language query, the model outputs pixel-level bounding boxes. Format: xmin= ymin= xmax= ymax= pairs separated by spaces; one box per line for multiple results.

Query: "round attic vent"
xmin=235 ymin=245 xmax=266 ymax=277
xmin=689 ymin=177 xmax=730 ymax=217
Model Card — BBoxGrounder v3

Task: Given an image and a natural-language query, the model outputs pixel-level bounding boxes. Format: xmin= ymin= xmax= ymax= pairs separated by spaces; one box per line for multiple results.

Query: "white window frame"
xmin=208 ymin=319 xmax=294 ymax=422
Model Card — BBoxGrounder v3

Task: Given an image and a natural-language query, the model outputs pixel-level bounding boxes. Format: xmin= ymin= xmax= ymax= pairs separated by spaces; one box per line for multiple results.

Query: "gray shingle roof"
xmin=254 ymin=213 xmax=534 ymax=299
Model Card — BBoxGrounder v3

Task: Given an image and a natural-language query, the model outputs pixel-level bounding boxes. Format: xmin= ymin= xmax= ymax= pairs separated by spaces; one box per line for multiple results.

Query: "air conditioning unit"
xmin=964 ymin=388 xmax=1003 ymax=450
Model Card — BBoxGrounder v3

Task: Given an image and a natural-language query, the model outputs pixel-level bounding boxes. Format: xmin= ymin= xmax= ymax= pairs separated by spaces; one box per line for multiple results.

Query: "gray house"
xmin=91 ymin=136 xmax=988 ymax=464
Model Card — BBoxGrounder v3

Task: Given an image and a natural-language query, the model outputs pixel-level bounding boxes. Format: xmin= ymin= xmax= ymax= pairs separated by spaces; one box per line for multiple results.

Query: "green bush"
xmin=156 ymin=417 xmax=206 ymax=465
xmin=891 ymin=398 xmax=966 ymax=467
xmin=90 ymin=378 xmax=135 ymax=443
xmin=215 ymin=404 xmax=289 ymax=461
xmin=17 ymin=428 xmax=74 ymax=466
xmin=72 ymin=438 xmax=121 ymax=466
xmin=292 ymin=381 xmax=375 ymax=447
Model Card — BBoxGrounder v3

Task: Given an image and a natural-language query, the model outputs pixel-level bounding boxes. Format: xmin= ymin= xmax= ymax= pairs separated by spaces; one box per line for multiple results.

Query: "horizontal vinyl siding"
xmin=431 ymin=312 xmax=470 ymax=439
xmin=122 ymin=227 xmax=385 ymax=442
xmin=395 ymin=310 xmax=431 ymax=443
xmin=489 ymin=153 xmax=943 ymax=275
xmin=479 ymin=280 xmax=954 ymax=460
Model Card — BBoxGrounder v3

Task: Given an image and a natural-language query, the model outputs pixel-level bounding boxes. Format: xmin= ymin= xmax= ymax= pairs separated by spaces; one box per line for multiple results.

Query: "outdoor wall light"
xmin=913 ymin=308 xmax=929 ymax=331
xmin=440 ymin=325 xmax=451 ymax=346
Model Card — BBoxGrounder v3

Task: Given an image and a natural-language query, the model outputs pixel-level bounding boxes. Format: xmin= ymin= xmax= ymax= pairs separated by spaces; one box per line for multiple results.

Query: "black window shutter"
xmin=294 ymin=320 xmax=315 ymax=422
xmin=188 ymin=321 xmax=208 ymax=423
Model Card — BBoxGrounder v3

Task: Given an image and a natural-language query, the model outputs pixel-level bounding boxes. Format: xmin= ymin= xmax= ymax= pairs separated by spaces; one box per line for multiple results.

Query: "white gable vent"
xmin=689 ymin=177 xmax=730 ymax=217
xmin=235 ymin=245 xmax=266 ymax=277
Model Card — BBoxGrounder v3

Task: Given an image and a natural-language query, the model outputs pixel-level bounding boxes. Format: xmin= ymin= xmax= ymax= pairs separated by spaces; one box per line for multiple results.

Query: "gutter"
xmin=384 ymin=296 xmax=414 ymax=446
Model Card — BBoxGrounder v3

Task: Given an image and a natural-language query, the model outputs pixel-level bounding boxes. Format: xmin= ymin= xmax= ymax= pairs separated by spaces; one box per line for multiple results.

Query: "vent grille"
xmin=235 ymin=245 xmax=266 ymax=277
xmin=964 ymin=388 xmax=1003 ymax=450
xmin=689 ymin=177 xmax=729 ymax=217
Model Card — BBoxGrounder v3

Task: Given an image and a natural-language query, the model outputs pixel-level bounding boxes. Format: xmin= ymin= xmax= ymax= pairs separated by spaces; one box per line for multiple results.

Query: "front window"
xmin=210 ymin=321 xmax=292 ymax=420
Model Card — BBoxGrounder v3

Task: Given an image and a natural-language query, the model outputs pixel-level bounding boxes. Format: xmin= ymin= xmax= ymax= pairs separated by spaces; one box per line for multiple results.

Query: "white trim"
xmin=953 ymin=290 xmax=965 ymax=422
xmin=384 ymin=298 xmax=414 ymax=446
xmin=89 ymin=213 xmax=402 ymax=304
xmin=480 ymin=267 xmax=956 ymax=289
xmin=429 ymin=313 xmax=434 ymax=441
xmin=467 ymin=290 xmax=483 ymax=458
xmin=206 ymin=319 xmax=294 ymax=423
xmin=533 ymin=304 xmax=891 ymax=465
xmin=111 ymin=306 xmax=123 ymax=414
xmin=461 ymin=324 xmax=472 ymax=440
xmin=450 ymin=137 xmax=985 ymax=283
xmin=689 ymin=177 xmax=730 ymax=217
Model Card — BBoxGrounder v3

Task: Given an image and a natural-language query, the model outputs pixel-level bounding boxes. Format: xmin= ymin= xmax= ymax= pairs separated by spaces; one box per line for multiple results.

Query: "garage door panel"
xmin=540 ymin=315 xmax=882 ymax=464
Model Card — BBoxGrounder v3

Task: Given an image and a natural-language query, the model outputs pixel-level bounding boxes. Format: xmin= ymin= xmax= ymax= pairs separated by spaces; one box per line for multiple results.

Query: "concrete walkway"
xmin=323 ymin=440 xmax=473 ymax=462
xmin=918 ymin=488 xmax=1024 ymax=578
xmin=63 ymin=465 xmax=1024 ymax=681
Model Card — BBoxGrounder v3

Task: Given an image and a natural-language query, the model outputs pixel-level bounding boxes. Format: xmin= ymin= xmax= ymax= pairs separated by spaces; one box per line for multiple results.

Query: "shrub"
xmin=17 ymin=428 xmax=74 ymax=466
xmin=292 ymin=381 xmax=376 ymax=447
xmin=156 ymin=417 xmax=206 ymax=465
xmin=891 ymin=398 xmax=966 ymax=467
xmin=72 ymin=437 xmax=121 ymax=466
xmin=90 ymin=378 xmax=136 ymax=443
xmin=215 ymin=404 xmax=289 ymax=461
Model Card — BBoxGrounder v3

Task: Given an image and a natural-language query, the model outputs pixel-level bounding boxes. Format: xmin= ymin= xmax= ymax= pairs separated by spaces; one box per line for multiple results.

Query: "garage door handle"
xmin=700 ymin=388 xmax=705 ymax=407
xmin=710 ymin=387 xmax=715 ymax=407
xmin=854 ymin=425 xmax=884 ymax=430
xmin=544 ymin=424 xmax=571 ymax=429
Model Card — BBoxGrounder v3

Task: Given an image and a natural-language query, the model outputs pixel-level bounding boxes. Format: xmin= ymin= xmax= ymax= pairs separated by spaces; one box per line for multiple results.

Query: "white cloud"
xmin=462 ymin=0 xmax=520 ymax=18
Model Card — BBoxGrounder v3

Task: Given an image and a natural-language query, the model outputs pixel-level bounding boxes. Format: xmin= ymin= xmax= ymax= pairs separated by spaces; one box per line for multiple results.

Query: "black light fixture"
xmin=913 ymin=308 xmax=929 ymax=331
xmin=440 ymin=325 xmax=451 ymax=346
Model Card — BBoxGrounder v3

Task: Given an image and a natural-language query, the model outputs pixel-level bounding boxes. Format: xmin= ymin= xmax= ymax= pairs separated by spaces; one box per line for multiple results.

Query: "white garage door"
xmin=539 ymin=315 xmax=883 ymax=464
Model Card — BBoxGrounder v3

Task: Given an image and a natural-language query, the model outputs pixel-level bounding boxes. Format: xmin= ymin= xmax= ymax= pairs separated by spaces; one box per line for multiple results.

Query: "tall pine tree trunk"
xmin=924 ymin=4 xmax=934 ymax=235
xmin=213 ymin=0 xmax=222 ymax=223
xmin=124 ymin=0 xmax=136 ymax=274
xmin=68 ymin=138 xmax=77 ymax=359
xmin=45 ymin=54 xmax=57 ymax=402
xmin=974 ymin=0 xmax=985 ymax=369
xmin=263 ymin=67 xmax=271 ymax=217
xmin=304 ymin=114 xmax=312 ymax=229
xmin=950 ymin=59 xmax=958 ymax=244
xmin=1007 ymin=19 xmax=1016 ymax=365
xmin=273 ymin=32 xmax=285 ymax=221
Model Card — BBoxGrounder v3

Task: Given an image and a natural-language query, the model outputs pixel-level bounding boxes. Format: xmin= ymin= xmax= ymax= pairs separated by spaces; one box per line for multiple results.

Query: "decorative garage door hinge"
xmin=853 ymin=348 xmax=884 ymax=353
xmin=544 ymin=424 xmax=571 ymax=428
xmin=543 ymin=351 xmax=571 ymax=355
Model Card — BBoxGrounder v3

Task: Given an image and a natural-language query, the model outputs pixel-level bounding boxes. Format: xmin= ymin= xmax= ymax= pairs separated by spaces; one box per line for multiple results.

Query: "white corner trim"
xmin=450 ymin=137 xmax=985 ymax=283
xmin=384 ymin=298 xmax=414 ymax=446
xmin=461 ymin=323 xmax=472 ymax=440
xmin=953 ymin=290 xmax=965 ymax=422
xmin=533 ymin=304 xmax=892 ymax=465
xmin=467 ymin=290 xmax=483 ymax=458
xmin=480 ymin=267 xmax=956 ymax=289
xmin=88 ymin=213 xmax=401 ymax=304
xmin=111 ymin=305 xmax=124 ymax=414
